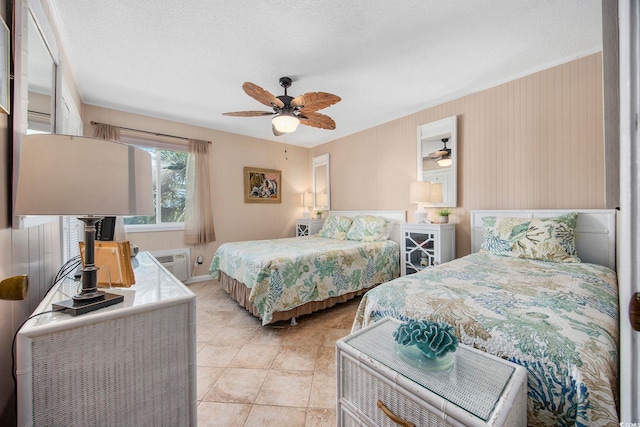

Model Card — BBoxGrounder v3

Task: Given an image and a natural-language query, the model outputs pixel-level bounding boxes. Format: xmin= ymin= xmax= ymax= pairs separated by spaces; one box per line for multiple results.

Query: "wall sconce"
xmin=14 ymin=134 xmax=153 ymax=315
xmin=409 ymin=181 xmax=431 ymax=223
xmin=0 ymin=275 xmax=28 ymax=300
xmin=302 ymin=192 xmax=313 ymax=218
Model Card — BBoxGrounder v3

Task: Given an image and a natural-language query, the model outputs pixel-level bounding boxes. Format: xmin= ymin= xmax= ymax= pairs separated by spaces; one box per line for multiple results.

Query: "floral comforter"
xmin=353 ymin=252 xmax=619 ymax=427
xmin=209 ymin=236 xmax=399 ymax=324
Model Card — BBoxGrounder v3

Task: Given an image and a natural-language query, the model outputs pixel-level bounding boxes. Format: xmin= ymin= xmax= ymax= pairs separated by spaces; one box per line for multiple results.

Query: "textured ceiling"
xmin=50 ymin=0 xmax=602 ymax=148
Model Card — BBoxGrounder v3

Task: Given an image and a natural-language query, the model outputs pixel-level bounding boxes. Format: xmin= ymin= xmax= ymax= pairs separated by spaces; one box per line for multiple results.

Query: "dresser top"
xmin=338 ymin=317 xmax=517 ymax=422
xmin=22 ymin=252 xmax=194 ymax=330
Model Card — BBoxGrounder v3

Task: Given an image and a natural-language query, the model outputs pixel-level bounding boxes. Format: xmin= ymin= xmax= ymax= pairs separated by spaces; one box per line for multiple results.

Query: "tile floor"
xmin=189 ymin=280 xmax=361 ymax=427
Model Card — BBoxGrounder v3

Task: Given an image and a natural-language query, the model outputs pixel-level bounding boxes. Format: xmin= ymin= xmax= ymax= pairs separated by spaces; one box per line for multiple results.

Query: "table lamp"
xmin=430 ymin=183 xmax=443 ymax=204
xmin=409 ymin=181 xmax=431 ymax=223
xmin=14 ymin=134 xmax=153 ymax=315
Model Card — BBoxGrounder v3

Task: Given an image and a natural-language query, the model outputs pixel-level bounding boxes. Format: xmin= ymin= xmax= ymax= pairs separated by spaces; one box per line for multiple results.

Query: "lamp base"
xmin=52 ymin=292 xmax=124 ymax=316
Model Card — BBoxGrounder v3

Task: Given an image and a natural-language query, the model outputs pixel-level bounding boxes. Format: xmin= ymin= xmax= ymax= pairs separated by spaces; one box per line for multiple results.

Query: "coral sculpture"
xmin=393 ymin=319 xmax=459 ymax=359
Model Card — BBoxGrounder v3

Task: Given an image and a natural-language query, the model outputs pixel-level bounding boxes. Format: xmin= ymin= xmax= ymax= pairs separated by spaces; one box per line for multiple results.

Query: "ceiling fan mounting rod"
xmin=279 ymin=76 xmax=292 ymax=96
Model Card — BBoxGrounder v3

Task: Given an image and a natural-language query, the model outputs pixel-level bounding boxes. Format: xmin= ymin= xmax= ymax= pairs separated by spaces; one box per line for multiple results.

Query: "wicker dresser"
xmin=16 ymin=252 xmax=197 ymax=427
xmin=336 ymin=317 xmax=527 ymax=427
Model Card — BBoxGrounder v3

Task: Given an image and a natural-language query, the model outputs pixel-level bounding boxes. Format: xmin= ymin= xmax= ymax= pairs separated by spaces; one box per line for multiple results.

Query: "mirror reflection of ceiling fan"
xmin=428 ymin=138 xmax=452 ymax=167
xmin=223 ymin=77 xmax=341 ymax=136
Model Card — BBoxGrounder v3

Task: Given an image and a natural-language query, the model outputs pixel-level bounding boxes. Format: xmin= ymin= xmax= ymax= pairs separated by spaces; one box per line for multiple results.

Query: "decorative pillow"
xmin=346 ymin=215 xmax=391 ymax=242
xmin=481 ymin=212 xmax=580 ymax=263
xmin=317 ymin=215 xmax=353 ymax=240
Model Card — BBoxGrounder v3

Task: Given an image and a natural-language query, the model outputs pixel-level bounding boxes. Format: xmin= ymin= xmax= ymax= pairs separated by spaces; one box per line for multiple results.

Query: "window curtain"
xmin=185 ymin=139 xmax=216 ymax=244
xmin=93 ymin=123 xmax=126 ymax=241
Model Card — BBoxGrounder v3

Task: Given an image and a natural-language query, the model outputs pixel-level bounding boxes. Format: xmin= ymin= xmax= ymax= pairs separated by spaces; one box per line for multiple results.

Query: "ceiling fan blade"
xmin=223 ymin=110 xmax=275 ymax=117
xmin=298 ymin=111 xmax=336 ymax=130
xmin=242 ymin=82 xmax=285 ymax=109
xmin=272 ymin=124 xmax=285 ymax=137
xmin=292 ymin=92 xmax=341 ymax=111
xmin=428 ymin=149 xmax=448 ymax=158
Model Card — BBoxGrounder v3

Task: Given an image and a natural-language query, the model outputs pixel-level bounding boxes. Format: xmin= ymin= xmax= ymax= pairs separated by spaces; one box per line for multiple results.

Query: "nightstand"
xmin=336 ymin=317 xmax=527 ymax=426
xmin=401 ymin=223 xmax=455 ymax=275
xmin=296 ymin=218 xmax=325 ymax=237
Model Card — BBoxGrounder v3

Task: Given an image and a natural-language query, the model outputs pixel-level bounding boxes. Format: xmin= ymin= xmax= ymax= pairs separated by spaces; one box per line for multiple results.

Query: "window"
xmin=124 ymin=146 xmax=188 ymax=230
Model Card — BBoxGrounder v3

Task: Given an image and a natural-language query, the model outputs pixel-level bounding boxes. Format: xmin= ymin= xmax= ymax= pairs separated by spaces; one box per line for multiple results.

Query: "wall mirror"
xmin=417 ymin=115 xmax=457 ymax=207
xmin=13 ymin=0 xmax=61 ymax=228
xmin=312 ymin=154 xmax=330 ymax=211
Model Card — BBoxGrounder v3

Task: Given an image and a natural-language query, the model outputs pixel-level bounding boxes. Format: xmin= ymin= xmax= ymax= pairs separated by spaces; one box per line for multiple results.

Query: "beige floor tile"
xmin=315 ymin=347 xmax=337 ymax=373
xmin=256 ymin=370 xmax=314 ymax=407
xmin=197 ymin=343 xmax=242 ymax=367
xmin=197 ymin=323 xmax=226 ymax=342
xmin=196 ymin=341 xmax=208 ymax=353
xmin=271 ymin=345 xmax=320 ymax=371
xmin=244 ymin=405 xmax=307 ymax=427
xmin=228 ymin=310 xmax=263 ymax=327
xmin=204 ymin=367 xmax=268 ymax=404
xmin=196 ymin=307 xmax=237 ymax=326
xmin=281 ymin=325 xmax=326 ymax=348
xmin=308 ymin=371 xmax=337 ymax=409
xmin=319 ymin=328 xmax=351 ymax=347
xmin=230 ymin=343 xmax=279 ymax=369
xmin=246 ymin=325 xmax=288 ymax=346
xmin=197 ymin=401 xmax=252 ymax=427
xmin=210 ymin=325 xmax=258 ymax=346
xmin=197 ymin=366 xmax=224 ymax=401
xmin=305 ymin=408 xmax=336 ymax=427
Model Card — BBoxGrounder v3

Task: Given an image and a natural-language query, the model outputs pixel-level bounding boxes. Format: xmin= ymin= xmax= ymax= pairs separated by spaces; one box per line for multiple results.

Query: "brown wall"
xmin=82 ymin=105 xmax=312 ymax=277
xmin=312 ymin=53 xmax=605 ymax=256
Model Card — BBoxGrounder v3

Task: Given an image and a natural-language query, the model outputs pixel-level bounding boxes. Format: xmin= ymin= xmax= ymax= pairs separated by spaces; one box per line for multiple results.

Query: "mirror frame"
xmin=12 ymin=0 xmax=61 ymax=228
xmin=416 ymin=115 xmax=457 ymax=208
xmin=312 ymin=154 xmax=330 ymax=211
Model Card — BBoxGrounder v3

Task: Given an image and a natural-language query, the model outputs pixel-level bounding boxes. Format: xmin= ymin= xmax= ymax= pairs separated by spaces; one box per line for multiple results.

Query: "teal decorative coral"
xmin=393 ymin=319 xmax=459 ymax=359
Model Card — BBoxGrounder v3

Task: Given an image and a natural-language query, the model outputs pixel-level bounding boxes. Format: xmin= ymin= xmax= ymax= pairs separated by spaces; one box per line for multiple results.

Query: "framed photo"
xmin=244 ymin=167 xmax=281 ymax=203
xmin=0 ymin=15 xmax=8 ymax=114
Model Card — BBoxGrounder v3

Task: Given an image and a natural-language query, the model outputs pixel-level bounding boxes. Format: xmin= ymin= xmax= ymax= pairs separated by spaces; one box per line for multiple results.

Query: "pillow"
xmin=318 ymin=215 xmax=353 ymax=240
xmin=346 ymin=215 xmax=391 ymax=242
xmin=480 ymin=212 xmax=580 ymax=263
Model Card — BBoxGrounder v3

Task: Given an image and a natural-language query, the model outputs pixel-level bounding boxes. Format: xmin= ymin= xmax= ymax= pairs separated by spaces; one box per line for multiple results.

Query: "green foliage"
xmin=438 ymin=208 xmax=452 ymax=217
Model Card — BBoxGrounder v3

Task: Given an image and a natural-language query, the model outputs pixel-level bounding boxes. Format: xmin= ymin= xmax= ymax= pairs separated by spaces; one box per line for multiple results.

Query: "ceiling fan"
xmin=223 ymin=77 xmax=341 ymax=136
xmin=428 ymin=138 xmax=452 ymax=167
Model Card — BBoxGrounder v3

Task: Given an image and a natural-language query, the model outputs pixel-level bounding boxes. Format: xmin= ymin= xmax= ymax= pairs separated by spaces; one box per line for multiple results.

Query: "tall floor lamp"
xmin=14 ymin=134 xmax=153 ymax=315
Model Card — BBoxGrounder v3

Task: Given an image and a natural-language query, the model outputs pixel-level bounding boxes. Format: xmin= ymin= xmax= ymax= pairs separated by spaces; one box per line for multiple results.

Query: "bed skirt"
xmin=219 ymin=271 xmax=372 ymax=324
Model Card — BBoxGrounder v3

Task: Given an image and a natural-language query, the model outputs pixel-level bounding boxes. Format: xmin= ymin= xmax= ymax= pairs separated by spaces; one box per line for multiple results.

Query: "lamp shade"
xmin=430 ymin=183 xmax=443 ymax=203
xmin=272 ymin=113 xmax=300 ymax=133
xmin=316 ymin=193 xmax=328 ymax=209
xmin=15 ymin=134 xmax=153 ymax=216
xmin=303 ymin=192 xmax=313 ymax=208
xmin=409 ymin=181 xmax=431 ymax=203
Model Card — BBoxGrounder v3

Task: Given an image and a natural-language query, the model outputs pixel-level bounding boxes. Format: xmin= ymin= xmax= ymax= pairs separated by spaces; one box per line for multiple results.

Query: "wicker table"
xmin=336 ymin=317 xmax=527 ymax=427
xmin=16 ymin=252 xmax=197 ymax=427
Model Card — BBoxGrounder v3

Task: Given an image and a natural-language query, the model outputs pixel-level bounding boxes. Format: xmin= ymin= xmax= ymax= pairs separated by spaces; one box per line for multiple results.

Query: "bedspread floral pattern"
xmin=353 ymin=252 xmax=618 ymax=427
xmin=209 ymin=236 xmax=399 ymax=325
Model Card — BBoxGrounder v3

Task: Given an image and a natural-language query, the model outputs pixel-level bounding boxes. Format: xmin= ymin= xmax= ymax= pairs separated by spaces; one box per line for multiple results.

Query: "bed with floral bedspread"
xmin=353 ymin=249 xmax=619 ymax=426
xmin=209 ymin=235 xmax=399 ymax=325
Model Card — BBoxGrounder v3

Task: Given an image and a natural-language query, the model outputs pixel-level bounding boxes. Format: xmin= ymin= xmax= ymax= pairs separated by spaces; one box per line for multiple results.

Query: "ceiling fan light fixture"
xmin=272 ymin=112 xmax=300 ymax=133
xmin=437 ymin=157 xmax=452 ymax=167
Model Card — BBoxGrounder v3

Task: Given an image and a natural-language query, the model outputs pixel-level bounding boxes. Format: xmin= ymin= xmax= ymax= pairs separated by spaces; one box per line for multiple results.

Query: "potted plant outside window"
xmin=438 ymin=209 xmax=452 ymax=224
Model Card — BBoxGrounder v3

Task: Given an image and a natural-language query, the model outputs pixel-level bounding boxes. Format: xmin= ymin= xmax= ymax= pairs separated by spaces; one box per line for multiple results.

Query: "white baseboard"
xmin=184 ymin=275 xmax=212 ymax=284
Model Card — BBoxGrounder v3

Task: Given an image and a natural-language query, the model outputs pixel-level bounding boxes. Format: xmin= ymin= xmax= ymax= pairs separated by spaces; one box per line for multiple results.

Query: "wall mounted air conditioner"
xmin=151 ymin=249 xmax=190 ymax=282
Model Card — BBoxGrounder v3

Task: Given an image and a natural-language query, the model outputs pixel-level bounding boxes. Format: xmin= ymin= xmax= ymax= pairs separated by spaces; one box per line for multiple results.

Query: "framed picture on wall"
xmin=0 ymin=15 xmax=8 ymax=114
xmin=244 ymin=167 xmax=281 ymax=203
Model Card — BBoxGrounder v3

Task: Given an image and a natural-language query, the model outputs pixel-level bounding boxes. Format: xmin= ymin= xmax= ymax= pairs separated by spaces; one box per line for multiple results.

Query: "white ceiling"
xmin=50 ymin=0 xmax=602 ymax=148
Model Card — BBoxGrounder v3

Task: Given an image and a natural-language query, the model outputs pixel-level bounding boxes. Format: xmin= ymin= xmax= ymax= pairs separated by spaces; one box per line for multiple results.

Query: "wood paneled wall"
xmin=312 ymin=53 xmax=605 ymax=256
